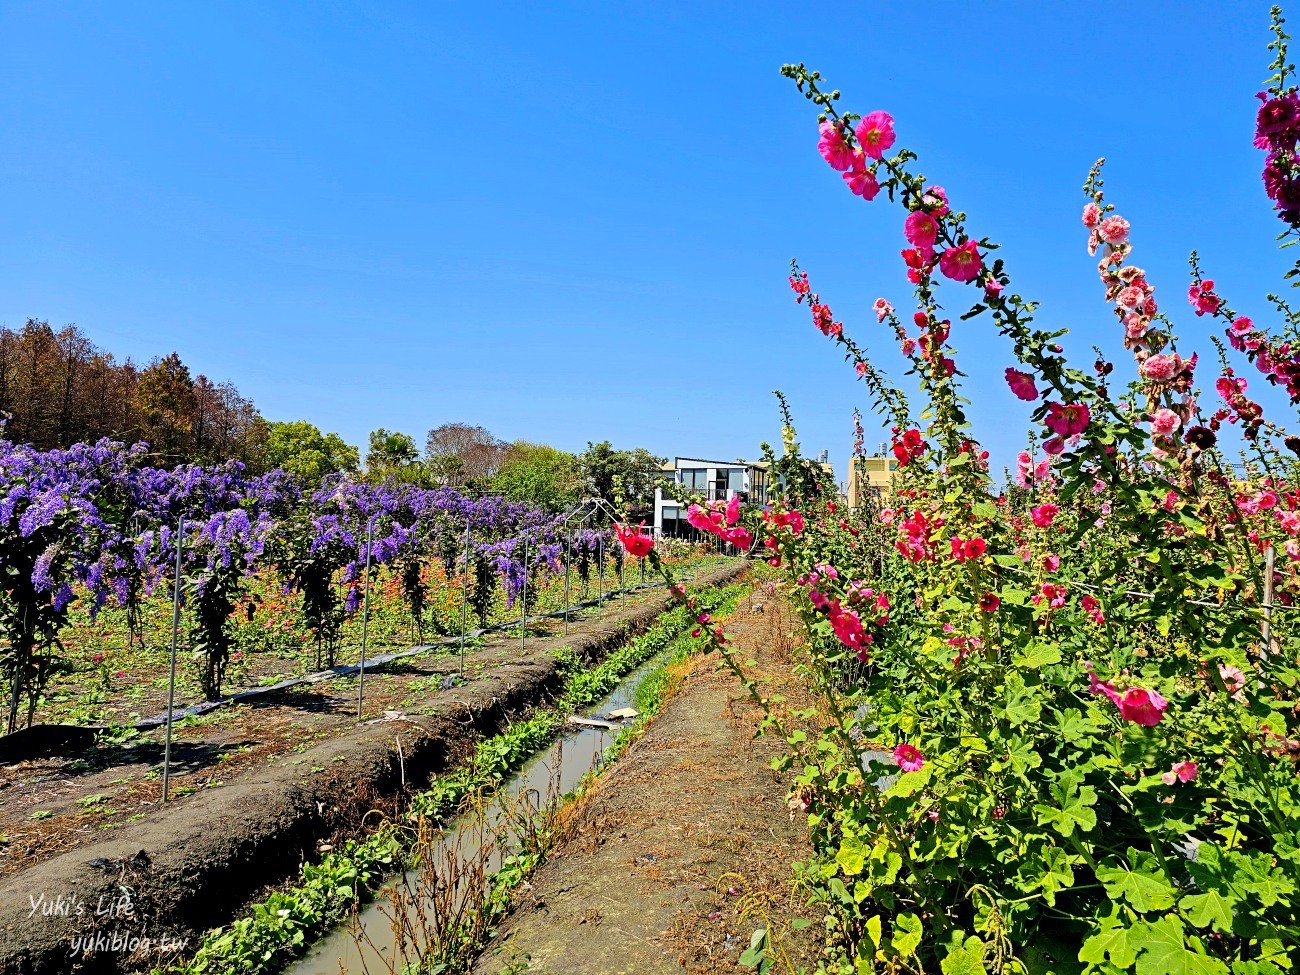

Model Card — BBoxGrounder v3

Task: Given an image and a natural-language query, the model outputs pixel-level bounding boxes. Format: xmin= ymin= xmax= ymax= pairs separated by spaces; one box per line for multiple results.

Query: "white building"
xmin=653 ymin=457 xmax=770 ymax=538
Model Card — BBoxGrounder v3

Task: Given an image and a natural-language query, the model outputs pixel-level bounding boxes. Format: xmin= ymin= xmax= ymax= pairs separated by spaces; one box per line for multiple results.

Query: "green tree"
xmin=365 ymin=428 xmax=424 ymax=484
xmin=264 ymin=420 xmax=359 ymax=485
xmin=580 ymin=441 xmax=667 ymax=518
xmin=491 ymin=441 xmax=582 ymax=511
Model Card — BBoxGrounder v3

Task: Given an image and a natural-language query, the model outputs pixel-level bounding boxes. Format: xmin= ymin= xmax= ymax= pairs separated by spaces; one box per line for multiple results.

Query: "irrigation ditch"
xmin=0 ymin=561 xmax=748 ymax=975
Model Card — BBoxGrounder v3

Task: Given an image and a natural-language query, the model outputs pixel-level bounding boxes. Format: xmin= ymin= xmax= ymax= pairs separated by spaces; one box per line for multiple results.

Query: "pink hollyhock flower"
xmin=817 ymin=120 xmax=855 ymax=171
xmin=1150 ymin=408 xmax=1182 ymax=438
xmin=1188 ymin=280 xmax=1222 ymax=317
xmin=900 ymin=337 xmax=916 ymax=356
xmin=904 ymin=210 xmax=939 ymax=255
xmin=830 ymin=605 xmax=869 ymax=657
xmin=1099 ymin=215 xmax=1130 ymax=245
xmin=1231 ymin=316 xmax=1254 ymax=335
xmin=922 ymin=185 xmax=949 ymax=214
xmin=1218 ymin=664 xmax=1246 ymax=701
xmin=1082 ymin=202 xmax=1101 ymax=228
xmin=1044 ymin=401 xmax=1091 ymax=437
xmin=844 ymin=160 xmax=881 ymax=200
xmin=893 ymin=743 xmax=925 ymax=772
xmin=1030 ymin=503 xmax=1059 ymax=528
xmin=1005 ymin=368 xmax=1038 ymax=401
xmin=92 ymin=653 xmax=105 ymax=664
xmin=616 ymin=522 xmax=654 ymax=558
xmin=1043 ymin=435 xmax=1065 ymax=456
xmin=1140 ymin=353 xmax=1182 ymax=382
xmin=725 ymin=494 xmax=740 ymax=526
xmin=1114 ymin=686 xmax=1169 ymax=726
xmin=1125 ymin=315 xmax=1149 ymax=340
xmin=1081 ymin=594 xmax=1105 ymax=625
xmin=856 ymin=362 xmax=868 ymax=377
xmin=855 ymin=110 xmax=896 ymax=160
xmin=1162 ymin=761 xmax=1199 ymax=786
xmin=873 ymin=298 xmax=893 ymax=322
xmin=1116 ymin=285 xmax=1146 ymax=311
xmin=1043 ymin=554 xmax=1061 ymax=572
xmin=939 ymin=240 xmax=982 ymax=283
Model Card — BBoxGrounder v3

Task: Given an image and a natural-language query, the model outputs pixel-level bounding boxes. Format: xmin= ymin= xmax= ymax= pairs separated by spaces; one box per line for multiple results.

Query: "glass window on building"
xmin=727 ymin=468 xmax=745 ymax=492
xmin=679 ymin=468 xmax=707 ymax=492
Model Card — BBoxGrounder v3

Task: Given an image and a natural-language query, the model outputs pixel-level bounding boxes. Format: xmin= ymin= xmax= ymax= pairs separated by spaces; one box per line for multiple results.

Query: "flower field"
xmin=631 ymin=11 xmax=1300 ymax=975
xmin=0 ymin=433 xmax=722 ymax=733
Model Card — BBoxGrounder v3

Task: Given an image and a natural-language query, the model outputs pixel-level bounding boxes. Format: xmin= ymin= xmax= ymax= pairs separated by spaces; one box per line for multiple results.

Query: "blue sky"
xmin=0 ymin=1 xmax=1291 ymax=481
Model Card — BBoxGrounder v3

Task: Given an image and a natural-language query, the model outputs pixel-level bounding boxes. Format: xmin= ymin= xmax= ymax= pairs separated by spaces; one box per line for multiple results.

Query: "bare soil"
xmin=0 ymin=563 xmax=745 ymax=975
xmin=472 ymin=591 xmax=821 ymax=975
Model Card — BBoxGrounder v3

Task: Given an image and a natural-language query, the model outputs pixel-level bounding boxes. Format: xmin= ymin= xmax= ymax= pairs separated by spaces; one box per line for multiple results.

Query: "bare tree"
xmin=424 ymin=422 xmax=508 ymax=485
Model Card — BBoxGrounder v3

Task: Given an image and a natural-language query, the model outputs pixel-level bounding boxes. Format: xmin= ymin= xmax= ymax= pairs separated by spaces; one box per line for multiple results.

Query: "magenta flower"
xmin=844 ymin=161 xmax=881 ymax=200
xmin=938 ymin=240 xmax=982 ymax=283
xmin=904 ymin=210 xmax=939 ymax=256
xmin=1188 ymin=280 xmax=1222 ymax=317
xmin=1030 ymin=503 xmax=1059 ymax=528
xmin=817 ymin=121 xmax=855 ymax=171
xmin=855 ymin=110 xmax=896 ymax=160
xmin=1004 ymin=367 xmax=1038 ymax=401
xmin=893 ymin=743 xmax=925 ymax=772
xmin=1089 ymin=674 xmax=1168 ymax=726
xmin=1044 ymin=401 xmax=1091 ymax=437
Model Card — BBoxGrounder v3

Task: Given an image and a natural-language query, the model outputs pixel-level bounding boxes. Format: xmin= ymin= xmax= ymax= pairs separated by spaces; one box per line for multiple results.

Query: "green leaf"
xmin=891 ymin=913 xmax=922 ymax=957
xmin=1080 ymin=916 xmax=1137 ymax=969
xmin=1013 ymin=643 xmax=1063 ymax=669
xmin=836 ymin=835 xmax=867 ymax=876
xmin=1128 ymin=916 xmax=1229 ymax=975
xmin=1033 ymin=774 xmax=1097 ymax=837
xmin=1096 ymin=851 xmax=1175 ymax=912
xmin=940 ymin=933 xmax=989 ymax=975
xmin=1181 ymin=889 xmax=1234 ymax=933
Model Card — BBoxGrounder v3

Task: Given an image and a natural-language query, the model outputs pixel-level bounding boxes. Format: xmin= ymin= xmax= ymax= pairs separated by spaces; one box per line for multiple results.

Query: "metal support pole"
xmin=564 ymin=528 xmax=572 ymax=636
xmin=459 ymin=517 xmax=471 ymax=676
xmin=1261 ymin=543 xmax=1276 ymax=665
xmin=357 ymin=520 xmax=374 ymax=718
xmin=598 ymin=534 xmax=604 ymax=603
xmin=619 ymin=554 xmax=625 ymax=611
xmin=520 ymin=537 xmax=529 ymax=652
xmin=162 ymin=514 xmax=184 ymax=803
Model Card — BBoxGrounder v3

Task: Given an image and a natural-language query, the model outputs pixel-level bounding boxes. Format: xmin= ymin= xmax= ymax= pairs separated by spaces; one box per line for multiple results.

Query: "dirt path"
xmin=472 ymin=590 xmax=819 ymax=975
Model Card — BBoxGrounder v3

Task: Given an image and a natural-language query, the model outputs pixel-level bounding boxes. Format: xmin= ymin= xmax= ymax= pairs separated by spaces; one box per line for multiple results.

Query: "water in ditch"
xmin=285 ymin=648 xmax=669 ymax=975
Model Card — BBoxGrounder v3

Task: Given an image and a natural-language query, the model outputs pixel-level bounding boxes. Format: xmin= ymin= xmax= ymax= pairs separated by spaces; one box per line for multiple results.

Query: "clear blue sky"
xmin=1 ymin=1 xmax=1290 ymax=480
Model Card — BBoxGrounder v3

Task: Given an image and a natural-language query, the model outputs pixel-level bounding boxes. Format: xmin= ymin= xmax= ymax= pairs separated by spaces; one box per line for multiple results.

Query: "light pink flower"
xmin=1218 ymin=664 xmax=1246 ymax=701
xmin=939 ymin=240 xmax=982 ymax=283
xmin=1150 ymin=408 xmax=1182 ymax=438
xmin=873 ymin=298 xmax=893 ymax=322
xmin=1005 ymin=368 xmax=1038 ymax=401
xmin=1099 ymin=215 xmax=1130 ymax=244
xmin=1082 ymin=202 xmax=1101 ymax=228
xmin=855 ymin=110 xmax=896 ymax=160
xmin=893 ymin=743 xmax=925 ymax=772
xmin=1139 ymin=354 xmax=1182 ymax=382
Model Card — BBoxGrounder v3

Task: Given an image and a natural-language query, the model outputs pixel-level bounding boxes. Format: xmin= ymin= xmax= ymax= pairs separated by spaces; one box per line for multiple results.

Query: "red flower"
xmin=615 ymin=522 xmax=654 ymax=558
xmin=978 ymin=592 xmax=1000 ymax=613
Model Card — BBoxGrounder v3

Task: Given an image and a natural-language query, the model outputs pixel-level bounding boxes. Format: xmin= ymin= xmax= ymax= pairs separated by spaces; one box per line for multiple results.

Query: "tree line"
xmin=1 ymin=321 xmax=666 ymax=514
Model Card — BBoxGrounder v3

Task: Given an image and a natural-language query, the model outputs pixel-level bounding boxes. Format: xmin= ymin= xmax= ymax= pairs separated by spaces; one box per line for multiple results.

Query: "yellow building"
xmin=847 ymin=454 xmax=898 ymax=508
